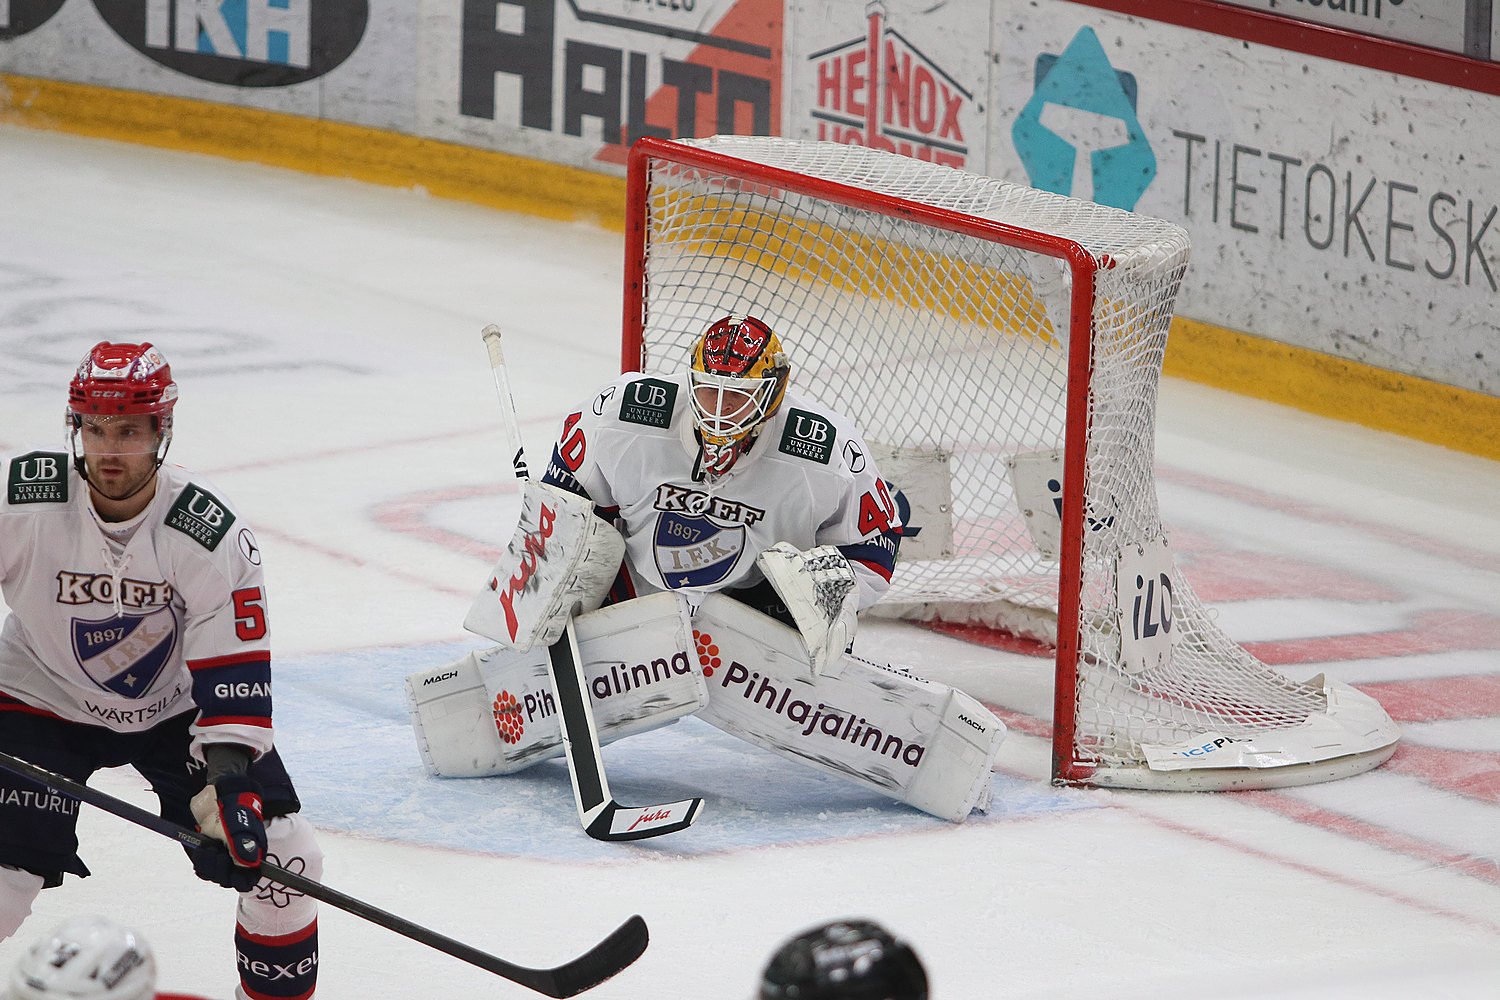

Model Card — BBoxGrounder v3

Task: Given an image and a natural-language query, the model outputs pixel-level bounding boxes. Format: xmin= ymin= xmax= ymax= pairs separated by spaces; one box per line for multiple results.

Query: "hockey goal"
xmin=622 ymin=135 xmax=1399 ymax=789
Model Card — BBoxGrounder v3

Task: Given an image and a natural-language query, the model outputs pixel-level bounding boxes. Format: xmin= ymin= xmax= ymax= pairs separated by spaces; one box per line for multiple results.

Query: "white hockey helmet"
xmin=5 ymin=916 xmax=157 ymax=1000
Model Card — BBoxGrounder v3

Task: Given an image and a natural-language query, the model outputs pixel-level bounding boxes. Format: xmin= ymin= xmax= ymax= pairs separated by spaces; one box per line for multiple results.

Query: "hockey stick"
xmin=481 ymin=323 xmax=703 ymax=841
xmin=0 ymin=750 xmax=646 ymax=998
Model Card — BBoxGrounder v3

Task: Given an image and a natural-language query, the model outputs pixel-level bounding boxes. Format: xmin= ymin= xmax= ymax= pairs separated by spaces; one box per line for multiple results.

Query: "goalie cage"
xmin=621 ymin=135 xmax=1399 ymax=791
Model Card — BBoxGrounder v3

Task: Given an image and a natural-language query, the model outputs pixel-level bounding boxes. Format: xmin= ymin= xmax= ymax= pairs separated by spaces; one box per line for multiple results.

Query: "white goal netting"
xmin=627 ymin=135 xmax=1397 ymax=786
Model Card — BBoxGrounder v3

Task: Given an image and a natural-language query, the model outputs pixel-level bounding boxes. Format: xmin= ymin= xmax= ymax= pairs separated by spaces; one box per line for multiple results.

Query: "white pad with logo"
xmin=463 ymin=480 xmax=626 ymax=650
xmin=409 ymin=593 xmax=707 ymax=777
xmin=756 ymin=542 xmax=860 ymax=677
xmin=691 ymin=594 xmax=1005 ymax=822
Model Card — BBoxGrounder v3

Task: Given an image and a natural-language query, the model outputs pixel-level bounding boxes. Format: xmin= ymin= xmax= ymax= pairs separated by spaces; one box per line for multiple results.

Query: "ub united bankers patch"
xmin=778 ymin=409 xmax=836 ymax=464
xmin=7 ymin=451 xmax=69 ymax=504
xmin=165 ymin=484 xmax=236 ymax=551
xmin=619 ymin=378 xmax=677 ymax=428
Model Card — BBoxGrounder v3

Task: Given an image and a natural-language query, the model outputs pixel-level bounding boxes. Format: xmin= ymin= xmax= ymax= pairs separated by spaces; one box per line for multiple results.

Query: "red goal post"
xmin=622 ymin=135 xmax=1398 ymax=790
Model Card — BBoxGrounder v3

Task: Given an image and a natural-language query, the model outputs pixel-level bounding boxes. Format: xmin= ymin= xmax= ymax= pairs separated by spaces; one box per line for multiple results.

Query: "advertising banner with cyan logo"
xmin=988 ymin=4 xmax=1499 ymax=395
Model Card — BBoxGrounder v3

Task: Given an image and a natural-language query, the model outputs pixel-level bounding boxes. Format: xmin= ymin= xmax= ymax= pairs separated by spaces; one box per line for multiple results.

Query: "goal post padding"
xmin=623 ymin=135 xmax=1398 ymax=790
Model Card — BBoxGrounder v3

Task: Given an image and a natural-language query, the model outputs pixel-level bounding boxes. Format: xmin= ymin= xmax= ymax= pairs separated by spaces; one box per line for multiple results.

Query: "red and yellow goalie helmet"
xmin=688 ymin=314 xmax=791 ymax=447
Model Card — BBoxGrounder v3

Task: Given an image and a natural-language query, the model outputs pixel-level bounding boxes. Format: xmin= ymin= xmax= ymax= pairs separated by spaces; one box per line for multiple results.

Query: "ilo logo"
xmin=1129 ymin=571 xmax=1174 ymax=642
xmin=1011 ymin=28 xmax=1155 ymax=210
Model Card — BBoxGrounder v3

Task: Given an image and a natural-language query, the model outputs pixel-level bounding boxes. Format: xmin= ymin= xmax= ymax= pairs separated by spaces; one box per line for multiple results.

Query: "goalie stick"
xmin=0 ymin=750 xmax=646 ymax=998
xmin=481 ymin=323 xmax=703 ymax=841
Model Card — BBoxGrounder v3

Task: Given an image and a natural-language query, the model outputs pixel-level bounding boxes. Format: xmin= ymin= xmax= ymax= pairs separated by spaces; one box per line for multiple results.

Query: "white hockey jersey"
xmin=538 ymin=372 xmax=902 ymax=608
xmin=0 ymin=451 xmax=275 ymax=757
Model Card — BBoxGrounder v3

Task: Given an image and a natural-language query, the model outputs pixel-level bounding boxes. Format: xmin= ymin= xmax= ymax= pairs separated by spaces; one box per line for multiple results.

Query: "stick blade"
xmin=584 ymin=797 xmax=704 ymax=842
xmin=537 ymin=914 xmax=650 ymax=998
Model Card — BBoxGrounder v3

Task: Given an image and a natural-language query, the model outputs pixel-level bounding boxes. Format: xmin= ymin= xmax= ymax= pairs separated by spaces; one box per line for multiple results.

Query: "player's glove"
xmin=189 ymin=773 xmax=267 ymax=892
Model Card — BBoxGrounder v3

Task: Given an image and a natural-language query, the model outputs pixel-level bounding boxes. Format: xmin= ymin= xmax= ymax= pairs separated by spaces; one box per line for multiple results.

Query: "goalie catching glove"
xmin=189 ymin=773 xmax=266 ymax=891
xmin=757 ymin=542 xmax=859 ymax=676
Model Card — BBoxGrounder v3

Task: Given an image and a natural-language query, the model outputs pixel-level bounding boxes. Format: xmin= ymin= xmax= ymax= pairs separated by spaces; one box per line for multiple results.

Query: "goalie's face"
xmin=688 ymin=315 xmax=790 ymax=446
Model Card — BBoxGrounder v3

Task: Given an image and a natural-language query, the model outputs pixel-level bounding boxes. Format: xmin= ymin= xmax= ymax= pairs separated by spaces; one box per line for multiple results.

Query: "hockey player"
xmin=4 ymin=914 xmax=213 ymax=1000
xmin=757 ymin=919 xmax=928 ymax=1000
xmin=0 ymin=344 xmax=322 ymax=1000
xmin=409 ymin=315 xmax=1005 ymax=821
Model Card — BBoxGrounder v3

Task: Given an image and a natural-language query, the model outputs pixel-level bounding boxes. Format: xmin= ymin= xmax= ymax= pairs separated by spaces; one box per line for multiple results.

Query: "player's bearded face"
xmin=80 ymin=413 xmax=161 ymax=501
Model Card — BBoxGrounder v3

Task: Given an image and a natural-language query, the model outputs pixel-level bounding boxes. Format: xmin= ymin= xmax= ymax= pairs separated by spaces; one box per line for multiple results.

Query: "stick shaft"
xmin=0 ymin=750 xmax=642 ymax=995
xmin=482 ymin=324 xmax=529 ymax=480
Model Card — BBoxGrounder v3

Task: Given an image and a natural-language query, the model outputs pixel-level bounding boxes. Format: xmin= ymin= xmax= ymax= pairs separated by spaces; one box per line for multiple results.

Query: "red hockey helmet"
xmin=68 ymin=342 xmax=178 ymax=421
xmin=688 ymin=314 xmax=791 ymax=447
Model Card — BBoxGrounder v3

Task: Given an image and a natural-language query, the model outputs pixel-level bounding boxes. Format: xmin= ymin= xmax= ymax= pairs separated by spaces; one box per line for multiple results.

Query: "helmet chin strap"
xmin=75 ymin=455 xmax=164 ymax=505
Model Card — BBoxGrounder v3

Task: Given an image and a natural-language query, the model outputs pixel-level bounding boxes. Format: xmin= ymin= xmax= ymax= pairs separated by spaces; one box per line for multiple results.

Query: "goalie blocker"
xmin=407 ymin=592 xmax=1004 ymax=823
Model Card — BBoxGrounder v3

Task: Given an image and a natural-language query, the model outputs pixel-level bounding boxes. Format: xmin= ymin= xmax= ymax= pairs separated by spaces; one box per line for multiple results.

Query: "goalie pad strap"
xmin=464 ymin=480 xmax=626 ymax=649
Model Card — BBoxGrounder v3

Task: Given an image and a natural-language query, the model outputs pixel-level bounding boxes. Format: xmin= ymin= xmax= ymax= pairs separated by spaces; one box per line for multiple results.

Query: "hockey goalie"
xmin=405 ymin=315 xmax=1005 ymax=823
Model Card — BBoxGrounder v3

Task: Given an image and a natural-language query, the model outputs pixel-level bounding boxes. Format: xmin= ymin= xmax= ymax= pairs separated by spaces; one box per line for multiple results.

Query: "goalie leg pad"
xmin=692 ymin=593 xmax=1004 ymax=822
xmin=408 ymin=593 xmax=708 ymax=777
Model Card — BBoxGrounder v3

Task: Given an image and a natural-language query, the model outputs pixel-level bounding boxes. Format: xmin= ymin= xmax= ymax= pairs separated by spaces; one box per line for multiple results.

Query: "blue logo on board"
xmin=1011 ymin=28 xmax=1155 ymax=210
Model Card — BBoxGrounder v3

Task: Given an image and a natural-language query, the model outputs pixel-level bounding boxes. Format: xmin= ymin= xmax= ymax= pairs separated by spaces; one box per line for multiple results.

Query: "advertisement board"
xmin=783 ymin=0 xmax=991 ymax=175
xmin=989 ymin=4 xmax=1498 ymax=394
xmin=1214 ymin=0 xmax=1471 ymax=55
xmin=1 ymin=1 xmax=1496 ymax=401
xmin=418 ymin=0 xmax=782 ymax=169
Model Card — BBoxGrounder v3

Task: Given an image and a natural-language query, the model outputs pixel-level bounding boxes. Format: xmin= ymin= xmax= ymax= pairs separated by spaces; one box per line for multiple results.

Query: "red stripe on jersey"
xmin=850 ymin=556 xmax=894 ymax=581
xmin=197 ymin=715 xmax=273 ymax=729
xmin=0 ymin=694 xmax=61 ymax=719
xmin=188 ymin=651 xmax=270 ymax=672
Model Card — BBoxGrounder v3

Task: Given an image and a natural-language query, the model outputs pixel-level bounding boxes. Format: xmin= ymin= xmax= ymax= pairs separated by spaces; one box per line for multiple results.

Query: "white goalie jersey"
xmin=0 ymin=451 xmax=276 ymax=758
xmin=538 ymin=371 xmax=903 ymax=610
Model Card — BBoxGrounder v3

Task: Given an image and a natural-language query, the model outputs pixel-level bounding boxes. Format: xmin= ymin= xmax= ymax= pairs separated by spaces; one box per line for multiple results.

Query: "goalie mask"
xmin=66 ymin=341 xmax=178 ymax=502
xmin=758 ymin=919 xmax=928 ymax=1000
xmin=688 ymin=314 xmax=790 ymax=459
xmin=7 ymin=915 xmax=157 ymax=1000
